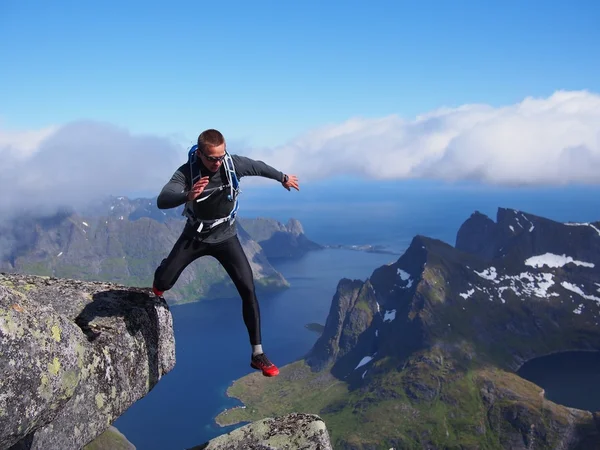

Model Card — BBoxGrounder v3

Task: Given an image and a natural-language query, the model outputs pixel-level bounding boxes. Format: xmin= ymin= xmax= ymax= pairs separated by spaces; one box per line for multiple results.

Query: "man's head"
xmin=197 ymin=129 xmax=226 ymax=172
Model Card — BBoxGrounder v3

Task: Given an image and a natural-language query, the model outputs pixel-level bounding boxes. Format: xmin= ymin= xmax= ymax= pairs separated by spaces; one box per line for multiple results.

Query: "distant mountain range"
xmin=0 ymin=196 xmax=323 ymax=304
xmin=216 ymin=208 xmax=600 ymax=449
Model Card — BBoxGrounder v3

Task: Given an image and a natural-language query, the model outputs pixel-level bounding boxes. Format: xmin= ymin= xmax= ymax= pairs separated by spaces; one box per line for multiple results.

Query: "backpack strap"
xmin=182 ymin=146 xmax=241 ymax=234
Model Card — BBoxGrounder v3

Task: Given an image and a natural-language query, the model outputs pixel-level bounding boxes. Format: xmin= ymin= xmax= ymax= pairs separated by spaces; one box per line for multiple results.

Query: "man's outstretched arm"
xmin=233 ymin=155 xmax=300 ymax=191
xmin=233 ymin=155 xmax=284 ymax=180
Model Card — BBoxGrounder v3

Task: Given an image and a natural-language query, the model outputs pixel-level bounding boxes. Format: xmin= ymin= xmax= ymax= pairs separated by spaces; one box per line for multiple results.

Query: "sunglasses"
xmin=198 ymin=149 xmax=226 ymax=162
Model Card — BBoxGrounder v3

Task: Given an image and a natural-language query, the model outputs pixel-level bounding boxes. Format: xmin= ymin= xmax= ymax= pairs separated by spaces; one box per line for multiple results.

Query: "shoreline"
xmin=213 ymin=384 xmax=247 ymax=428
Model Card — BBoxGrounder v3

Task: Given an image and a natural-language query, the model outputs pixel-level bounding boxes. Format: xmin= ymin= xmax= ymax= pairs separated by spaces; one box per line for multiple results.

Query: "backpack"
xmin=183 ymin=144 xmax=240 ymax=233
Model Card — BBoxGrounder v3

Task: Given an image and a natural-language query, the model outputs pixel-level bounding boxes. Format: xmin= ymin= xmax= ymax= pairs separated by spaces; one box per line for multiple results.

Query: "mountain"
xmin=237 ymin=217 xmax=324 ymax=259
xmin=215 ymin=208 xmax=600 ymax=449
xmin=0 ymin=196 xmax=321 ymax=304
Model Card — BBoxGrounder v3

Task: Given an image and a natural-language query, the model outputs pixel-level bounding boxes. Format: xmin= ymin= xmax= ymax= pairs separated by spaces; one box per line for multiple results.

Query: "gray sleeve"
xmin=232 ymin=155 xmax=284 ymax=182
xmin=157 ymin=164 xmax=189 ymax=209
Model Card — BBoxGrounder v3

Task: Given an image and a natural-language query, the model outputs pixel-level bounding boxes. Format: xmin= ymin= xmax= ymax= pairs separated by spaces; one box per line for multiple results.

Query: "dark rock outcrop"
xmin=455 ymin=210 xmax=499 ymax=259
xmin=305 ymin=279 xmax=376 ymax=372
xmin=191 ymin=413 xmax=332 ymax=450
xmin=456 ymin=208 xmax=600 ymax=267
xmin=0 ymin=273 xmax=175 ymax=450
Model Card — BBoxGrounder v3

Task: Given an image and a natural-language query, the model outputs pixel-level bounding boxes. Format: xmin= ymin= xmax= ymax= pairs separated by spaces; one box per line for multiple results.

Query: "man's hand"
xmin=188 ymin=176 xmax=210 ymax=201
xmin=282 ymin=174 xmax=300 ymax=191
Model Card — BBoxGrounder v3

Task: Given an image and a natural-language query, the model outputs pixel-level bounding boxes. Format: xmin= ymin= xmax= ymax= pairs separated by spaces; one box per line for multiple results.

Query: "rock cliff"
xmin=0 ymin=273 xmax=175 ymax=450
xmin=191 ymin=413 xmax=332 ymax=450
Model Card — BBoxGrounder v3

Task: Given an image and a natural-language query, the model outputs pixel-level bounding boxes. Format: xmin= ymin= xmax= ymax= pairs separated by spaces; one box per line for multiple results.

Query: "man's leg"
xmin=210 ymin=235 xmax=279 ymax=377
xmin=153 ymin=232 xmax=207 ymax=295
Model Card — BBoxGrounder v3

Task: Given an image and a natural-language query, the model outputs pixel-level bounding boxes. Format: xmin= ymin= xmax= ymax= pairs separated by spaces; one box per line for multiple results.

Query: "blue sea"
xmin=113 ymin=180 xmax=600 ymax=450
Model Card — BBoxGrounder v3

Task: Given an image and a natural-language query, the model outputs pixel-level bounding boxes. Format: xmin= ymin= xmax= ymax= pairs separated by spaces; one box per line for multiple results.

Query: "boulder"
xmin=0 ymin=273 xmax=175 ymax=450
xmin=191 ymin=413 xmax=332 ymax=450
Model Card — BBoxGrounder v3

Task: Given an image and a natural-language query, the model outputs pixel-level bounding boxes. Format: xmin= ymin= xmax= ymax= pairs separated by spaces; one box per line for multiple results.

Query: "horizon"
xmin=1 ymin=1 xmax=600 ymax=217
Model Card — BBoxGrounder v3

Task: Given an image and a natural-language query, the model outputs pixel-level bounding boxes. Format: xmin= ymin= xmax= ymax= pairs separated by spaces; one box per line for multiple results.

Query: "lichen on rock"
xmin=191 ymin=413 xmax=333 ymax=450
xmin=0 ymin=273 xmax=175 ymax=450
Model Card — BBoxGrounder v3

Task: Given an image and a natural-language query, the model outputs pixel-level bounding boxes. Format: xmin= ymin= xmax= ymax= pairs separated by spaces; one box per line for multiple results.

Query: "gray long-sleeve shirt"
xmin=157 ymin=154 xmax=285 ymax=243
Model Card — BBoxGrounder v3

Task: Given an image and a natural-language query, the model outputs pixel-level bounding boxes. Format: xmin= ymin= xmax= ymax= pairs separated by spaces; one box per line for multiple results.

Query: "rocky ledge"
xmin=191 ymin=413 xmax=332 ymax=450
xmin=0 ymin=273 xmax=175 ymax=450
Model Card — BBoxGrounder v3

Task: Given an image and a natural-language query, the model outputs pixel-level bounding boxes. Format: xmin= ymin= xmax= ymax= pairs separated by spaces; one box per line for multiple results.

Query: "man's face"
xmin=198 ymin=143 xmax=226 ymax=172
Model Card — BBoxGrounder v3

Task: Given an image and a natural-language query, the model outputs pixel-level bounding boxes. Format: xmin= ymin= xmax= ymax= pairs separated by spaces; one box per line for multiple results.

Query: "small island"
xmin=323 ymin=243 xmax=399 ymax=255
xmin=305 ymin=323 xmax=325 ymax=334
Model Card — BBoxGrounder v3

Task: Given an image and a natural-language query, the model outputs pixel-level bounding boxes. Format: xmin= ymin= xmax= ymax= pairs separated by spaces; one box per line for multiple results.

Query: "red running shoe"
xmin=251 ymin=353 xmax=279 ymax=377
xmin=152 ymin=286 xmax=164 ymax=297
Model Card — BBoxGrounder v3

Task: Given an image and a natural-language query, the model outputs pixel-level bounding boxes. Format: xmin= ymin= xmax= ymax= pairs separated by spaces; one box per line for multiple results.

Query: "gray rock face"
xmin=306 ymin=279 xmax=370 ymax=372
xmin=0 ymin=273 xmax=175 ymax=450
xmin=192 ymin=413 xmax=332 ymax=450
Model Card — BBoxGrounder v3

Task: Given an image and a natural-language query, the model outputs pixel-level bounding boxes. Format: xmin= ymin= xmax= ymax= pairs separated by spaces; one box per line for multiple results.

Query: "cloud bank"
xmin=1 ymin=90 xmax=599 ymax=217
xmin=0 ymin=121 xmax=182 ymax=216
xmin=249 ymin=90 xmax=600 ymax=186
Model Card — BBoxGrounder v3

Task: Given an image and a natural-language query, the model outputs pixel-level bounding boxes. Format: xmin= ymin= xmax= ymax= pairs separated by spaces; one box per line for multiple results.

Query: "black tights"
xmin=153 ymin=234 xmax=261 ymax=345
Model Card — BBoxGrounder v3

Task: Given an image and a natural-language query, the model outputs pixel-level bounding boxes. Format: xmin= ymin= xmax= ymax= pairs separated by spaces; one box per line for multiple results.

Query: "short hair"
xmin=198 ymin=129 xmax=225 ymax=149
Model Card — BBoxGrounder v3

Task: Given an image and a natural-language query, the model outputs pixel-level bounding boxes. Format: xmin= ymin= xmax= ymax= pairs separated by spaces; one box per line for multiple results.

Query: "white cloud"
xmin=247 ymin=90 xmax=600 ymax=185
xmin=0 ymin=120 xmax=182 ymax=217
xmin=0 ymin=124 xmax=58 ymax=161
xmin=2 ymin=90 xmax=599 ymax=217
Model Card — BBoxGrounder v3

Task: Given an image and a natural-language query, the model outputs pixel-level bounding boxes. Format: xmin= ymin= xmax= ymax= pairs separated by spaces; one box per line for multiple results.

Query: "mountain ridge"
xmin=0 ymin=196 xmax=323 ymax=304
xmin=215 ymin=207 xmax=600 ymax=449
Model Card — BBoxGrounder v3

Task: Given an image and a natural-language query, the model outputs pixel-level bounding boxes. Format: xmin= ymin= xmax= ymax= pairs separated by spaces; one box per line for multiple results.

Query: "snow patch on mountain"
xmin=561 ymin=282 xmax=600 ymax=304
xmin=396 ymin=268 xmax=414 ymax=288
xmin=384 ymin=310 xmax=396 ymax=322
xmin=565 ymin=222 xmax=600 ymax=237
xmin=525 ymin=253 xmax=594 ymax=268
xmin=472 ymin=268 xmax=558 ymax=301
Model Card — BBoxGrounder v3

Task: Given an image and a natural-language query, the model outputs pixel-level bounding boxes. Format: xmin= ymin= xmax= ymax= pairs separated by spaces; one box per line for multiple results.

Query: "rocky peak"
xmin=456 ymin=207 xmax=600 ymax=266
xmin=285 ymin=218 xmax=304 ymax=236
xmin=306 ymin=278 xmax=376 ymax=372
xmin=455 ymin=210 xmax=499 ymax=259
xmin=0 ymin=273 xmax=175 ymax=450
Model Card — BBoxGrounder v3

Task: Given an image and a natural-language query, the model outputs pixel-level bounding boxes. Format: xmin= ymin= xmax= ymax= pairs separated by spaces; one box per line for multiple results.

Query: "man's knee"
xmin=153 ymin=259 xmax=173 ymax=292
xmin=237 ymin=278 xmax=257 ymax=301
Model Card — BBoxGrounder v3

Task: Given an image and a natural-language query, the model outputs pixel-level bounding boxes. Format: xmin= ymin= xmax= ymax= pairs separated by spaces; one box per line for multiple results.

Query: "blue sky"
xmin=2 ymin=0 xmax=599 ymax=146
xmin=1 ymin=0 xmax=600 ymax=214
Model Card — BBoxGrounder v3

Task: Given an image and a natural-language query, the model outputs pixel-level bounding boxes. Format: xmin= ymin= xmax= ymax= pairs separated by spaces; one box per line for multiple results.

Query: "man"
xmin=152 ymin=129 xmax=299 ymax=377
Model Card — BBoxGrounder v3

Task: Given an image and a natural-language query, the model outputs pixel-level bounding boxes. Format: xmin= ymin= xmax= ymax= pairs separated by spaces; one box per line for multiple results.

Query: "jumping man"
xmin=152 ymin=129 xmax=300 ymax=377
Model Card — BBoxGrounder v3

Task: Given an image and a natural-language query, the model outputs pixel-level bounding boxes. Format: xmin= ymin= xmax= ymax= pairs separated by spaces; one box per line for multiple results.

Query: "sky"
xmin=1 ymin=0 xmax=600 ymax=215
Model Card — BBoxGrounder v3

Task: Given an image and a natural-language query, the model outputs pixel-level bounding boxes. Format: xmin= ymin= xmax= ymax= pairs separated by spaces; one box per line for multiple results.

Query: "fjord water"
xmin=113 ymin=181 xmax=600 ymax=449
xmin=517 ymin=351 xmax=600 ymax=412
xmin=113 ymin=249 xmax=395 ymax=450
